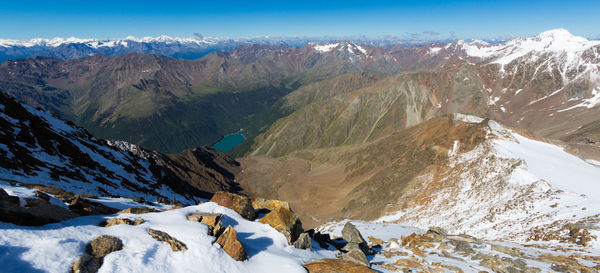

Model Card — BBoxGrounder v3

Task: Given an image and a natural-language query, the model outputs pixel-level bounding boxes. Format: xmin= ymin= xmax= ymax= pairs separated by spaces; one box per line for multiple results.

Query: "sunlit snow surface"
xmin=0 ymin=201 xmax=334 ymax=273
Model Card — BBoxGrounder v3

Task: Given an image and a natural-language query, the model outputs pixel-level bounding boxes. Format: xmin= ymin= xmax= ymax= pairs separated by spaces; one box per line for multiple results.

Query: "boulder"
xmin=426 ymin=226 xmax=447 ymax=236
xmin=118 ymin=207 xmax=161 ymax=214
xmin=293 ymin=232 xmax=312 ymax=250
xmin=251 ymin=197 xmax=290 ymax=211
xmin=215 ymin=225 xmax=247 ymax=261
xmin=187 ymin=212 xmax=225 ymax=237
xmin=69 ymin=196 xmax=119 ymax=215
xmin=147 ymin=229 xmax=188 ymax=251
xmin=73 ymin=235 xmax=123 ymax=273
xmin=34 ymin=190 xmax=50 ymax=202
xmin=341 ymin=222 xmax=371 ymax=255
xmin=72 ymin=254 xmax=102 ymax=273
xmin=0 ymin=188 xmax=20 ymax=205
xmin=99 ymin=218 xmax=145 ymax=227
xmin=304 ymin=259 xmax=376 ymax=273
xmin=87 ymin=235 xmax=123 ymax=257
xmin=210 ymin=192 xmax=256 ymax=220
xmin=259 ymin=206 xmax=303 ymax=244
xmin=339 ymin=249 xmax=370 ymax=267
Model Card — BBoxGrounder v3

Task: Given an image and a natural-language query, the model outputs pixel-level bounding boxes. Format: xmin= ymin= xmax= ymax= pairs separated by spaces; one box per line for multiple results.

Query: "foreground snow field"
xmin=0 ymin=199 xmax=334 ymax=273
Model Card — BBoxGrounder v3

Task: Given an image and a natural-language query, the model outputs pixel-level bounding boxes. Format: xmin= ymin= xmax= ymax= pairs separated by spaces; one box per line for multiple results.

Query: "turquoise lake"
xmin=213 ymin=130 xmax=245 ymax=152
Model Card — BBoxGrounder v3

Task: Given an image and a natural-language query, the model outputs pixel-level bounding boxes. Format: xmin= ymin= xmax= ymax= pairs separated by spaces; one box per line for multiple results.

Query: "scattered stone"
xmin=147 ymin=229 xmax=188 ymax=251
xmin=69 ymin=196 xmax=119 ymax=216
xmin=19 ymin=184 xmax=75 ymax=201
xmin=251 ymin=197 xmax=290 ymax=211
xmin=187 ymin=212 xmax=225 ymax=237
xmin=293 ymin=232 xmax=312 ymax=250
xmin=72 ymin=254 xmax=102 ymax=273
xmin=339 ymin=249 xmax=370 ymax=267
xmin=118 ymin=207 xmax=161 ymax=214
xmin=87 ymin=235 xmax=123 ymax=258
xmin=342 ymin=222 xmax=371 ymax=255
xmin=99 ymin=218 xmax=145 ymax=227
xmin=215 ymin=225 xmax=247 ymax=261
xmin=259 ymin=206 xmax=303 ymax=244
xmin=210 ymin=192 xmax=256 ymax=220
xmin=304 ymin=259 xmax=376 ymax=273
xmin=367 ymin=236 xmax=384 ymax=246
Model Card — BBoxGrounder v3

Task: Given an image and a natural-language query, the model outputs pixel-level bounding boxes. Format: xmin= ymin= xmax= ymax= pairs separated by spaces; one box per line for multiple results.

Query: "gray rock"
xmin=341 ymin=222 xmax=372 ymax=255
xmin=293 ymin=232 xmax=312 ymax=250
xmin=339 ymin=249 xmax=370 ymax=267
xmin=450 ymin=239 xmax=474 ymax=255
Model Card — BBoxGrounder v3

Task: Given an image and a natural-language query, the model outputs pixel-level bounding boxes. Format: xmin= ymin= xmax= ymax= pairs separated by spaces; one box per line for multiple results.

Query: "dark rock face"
xmin=215 ymin=225 xmax=247 ymax=261
xmin=210 ymin=192 xmax=256 ymax=220
xmin=72 ymin=235 xmax=123 ymax=273
xmin=147 ymin=229 xmax=188 ymax=252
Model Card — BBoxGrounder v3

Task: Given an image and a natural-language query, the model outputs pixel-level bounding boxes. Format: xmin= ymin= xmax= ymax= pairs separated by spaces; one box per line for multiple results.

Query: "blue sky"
xmin=1 ymin=0 xmax=599 ymax=40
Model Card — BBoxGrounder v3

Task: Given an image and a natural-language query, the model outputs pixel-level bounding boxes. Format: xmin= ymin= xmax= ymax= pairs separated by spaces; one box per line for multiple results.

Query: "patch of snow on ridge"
xmin=378 ymin=116 xmax=600 ymax=242
xmin=558 ymin=87 xmax=600 ymax=112
xmin=453 ymin=113 xmax=484 ymax=123
xmin=313 ymin=43 xmax=339 ymax=53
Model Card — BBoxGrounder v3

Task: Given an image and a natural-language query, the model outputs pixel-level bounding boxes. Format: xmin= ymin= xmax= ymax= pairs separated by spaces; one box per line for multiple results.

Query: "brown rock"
xmin=72 ymin=254 xmax=102 ymax=273
xmin=99 ymin=218 xmax=145 ymax=227
xmin=69 ymin=196 xmax=119 ymax=216
xmin=210 ymin=192 xmax=256 ymax=220
xmin=87 ymin=235 xmax=123 ymax=258
xmin=304 ymin=259 xmax=376 ymax=273
xmin=215 ymin=225 xmax=247 ymax=261
xmin=147 ymin=229 xmax=188 ymax=251
xmin=187 ymin=212 xmax=225 ymax=237
xmin=340 ymin=249 xmax=370 ymax=267
xmin=251 ymin=197 xmax=290 ymax=211
xmin=259 ymin=206 xmax=303 ymax=244
xmin=118 ymin=207 xmax=161 ymax=214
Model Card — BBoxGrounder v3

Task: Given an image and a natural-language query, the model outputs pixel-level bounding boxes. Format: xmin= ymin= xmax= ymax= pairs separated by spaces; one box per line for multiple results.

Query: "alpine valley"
xmin=2 ymin=29 xmax=600 ymax=273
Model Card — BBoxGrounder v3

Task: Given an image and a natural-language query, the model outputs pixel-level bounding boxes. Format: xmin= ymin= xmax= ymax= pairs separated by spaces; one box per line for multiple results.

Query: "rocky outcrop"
xmin=215 ymin=225 xmax=247 ymax=261
xmin=147 ymin=229 xmax=188 ymax=251
xmin=342 ymin=222 xmax=372 ymax=255
xmin=259 ymin=206 xmax=303 ymax=245
xmin=293 ymin=232 xmax=312 ymax=250
xmin=210 ymin=192 xmax=256 ymax=220
xmin=187 ymin=212 xmax=225 ymax=237
xmin=339 ymin=249 xmax=369 ymax=267
xmin=69 ymin=196 xmax=120 ymax=216
xmin=72 ymin=235 xmax=123 ymax=273
xmin=99 ymin=218 xmax=145 ymax=227
xmin=0 ymin=188 xmax=78 ymax=226
xmin=304 ymin=259 xmax=376 ymax=273
xmin=118 ymin=207 xmax=161 ymax=214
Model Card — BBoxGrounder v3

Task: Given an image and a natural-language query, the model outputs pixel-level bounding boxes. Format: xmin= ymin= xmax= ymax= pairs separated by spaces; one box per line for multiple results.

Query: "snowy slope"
xmin=378 ymin=114 xmax=600 ymax=244
xmin=0 ymin=201 xmax=334 ymax=273
xmin=0 ymin=92 xmax=235 ymax=204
